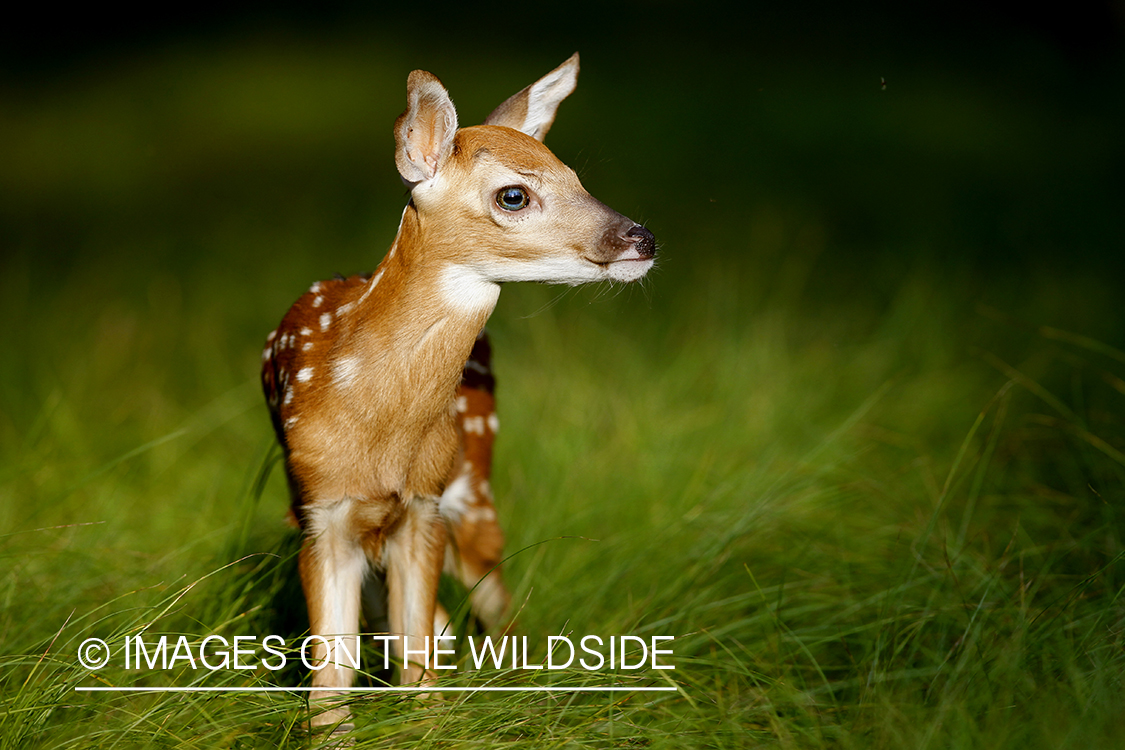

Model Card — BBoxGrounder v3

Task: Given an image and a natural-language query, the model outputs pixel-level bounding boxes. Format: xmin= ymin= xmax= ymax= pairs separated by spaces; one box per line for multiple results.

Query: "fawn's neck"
xmin=344 ymin=203 xmax=499 ymax=423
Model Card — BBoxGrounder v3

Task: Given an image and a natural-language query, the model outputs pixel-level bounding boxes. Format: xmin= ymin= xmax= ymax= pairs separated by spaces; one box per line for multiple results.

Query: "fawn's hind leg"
xmin=441 ymin=333 xmax=512 ymax=631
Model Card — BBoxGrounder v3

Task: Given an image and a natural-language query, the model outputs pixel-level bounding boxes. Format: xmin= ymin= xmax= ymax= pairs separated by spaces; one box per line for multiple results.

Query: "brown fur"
xmin=259 ymin=55 xmax=654 ymax=731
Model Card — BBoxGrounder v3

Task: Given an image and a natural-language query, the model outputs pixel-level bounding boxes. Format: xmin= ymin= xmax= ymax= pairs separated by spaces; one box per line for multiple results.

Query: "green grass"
xmin=2 ymin=31 xmax=1124 ymax=749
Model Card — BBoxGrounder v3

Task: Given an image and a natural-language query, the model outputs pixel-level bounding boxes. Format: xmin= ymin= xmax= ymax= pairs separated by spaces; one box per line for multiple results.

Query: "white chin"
xmin=606 ymin=258 xmax=654 ymax=283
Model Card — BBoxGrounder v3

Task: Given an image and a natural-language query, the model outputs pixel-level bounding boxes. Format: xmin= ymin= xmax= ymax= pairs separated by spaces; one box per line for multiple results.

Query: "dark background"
xmin=4 ymin=1 xmax=1122 ymax=289
xmin=1 ymin=1 xmax=1123 ymax=381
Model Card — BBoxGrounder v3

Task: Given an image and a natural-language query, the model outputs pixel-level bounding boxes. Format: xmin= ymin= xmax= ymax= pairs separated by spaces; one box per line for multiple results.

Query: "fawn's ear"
xmin=395 ymin=70 xmax=459 ymax=183
xmin=483 ymin=53 xmax=579 ymax=142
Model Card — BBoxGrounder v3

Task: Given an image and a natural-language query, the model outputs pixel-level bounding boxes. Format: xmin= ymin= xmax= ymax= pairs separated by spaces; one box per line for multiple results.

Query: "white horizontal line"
xmin=75 ymin=686 xmax=678 ymax=693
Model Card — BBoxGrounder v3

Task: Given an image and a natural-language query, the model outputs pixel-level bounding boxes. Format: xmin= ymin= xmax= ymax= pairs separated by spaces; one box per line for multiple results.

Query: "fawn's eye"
xmin=496 ymin=186 xmax=530 ymax=211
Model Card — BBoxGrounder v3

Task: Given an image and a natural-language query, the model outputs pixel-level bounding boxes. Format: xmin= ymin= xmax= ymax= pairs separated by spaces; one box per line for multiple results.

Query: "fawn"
xmin=261 ymin=53 xmax=655 ymax=728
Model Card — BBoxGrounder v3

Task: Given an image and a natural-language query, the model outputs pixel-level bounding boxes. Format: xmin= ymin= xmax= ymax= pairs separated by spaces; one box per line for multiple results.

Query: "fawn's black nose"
xmin=625 ymin=225 xmax=657 ymax=259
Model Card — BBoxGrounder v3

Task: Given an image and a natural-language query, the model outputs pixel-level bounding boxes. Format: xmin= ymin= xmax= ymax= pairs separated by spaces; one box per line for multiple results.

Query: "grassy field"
xmin=2 ymin=23 xmax=1124 ymax=749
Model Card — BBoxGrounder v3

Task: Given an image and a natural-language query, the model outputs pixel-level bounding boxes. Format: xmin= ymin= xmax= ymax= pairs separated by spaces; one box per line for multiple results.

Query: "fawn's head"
xmin=392 ymin=53 xmax=655 ymax=306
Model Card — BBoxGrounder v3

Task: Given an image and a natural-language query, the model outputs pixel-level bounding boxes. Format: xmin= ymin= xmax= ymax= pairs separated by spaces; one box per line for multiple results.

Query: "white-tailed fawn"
xmin=260 ymin=53 xmax=656 ymax=729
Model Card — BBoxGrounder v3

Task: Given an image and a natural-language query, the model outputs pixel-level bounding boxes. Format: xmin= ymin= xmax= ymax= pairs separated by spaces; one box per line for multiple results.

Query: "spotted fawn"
xmin=260 ymin=53 xmax=656 ymax=728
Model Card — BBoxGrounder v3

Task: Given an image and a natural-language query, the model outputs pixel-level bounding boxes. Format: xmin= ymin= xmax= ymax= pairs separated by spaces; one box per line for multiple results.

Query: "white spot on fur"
xmin=300 ymin=327 xmax=312 ymax=336
xmin=487 ymin=413 xmax=499 ymax=433
xmin=302 ymin=341 xmax=314 ymax=352
xmin=266 ymin=329 xmax=277 ymax=342
xmin=262 ymin=347 xmax=272 ymax=362
xmin=284 ymin=415 xmax=299 ymax=428
xmin=313 ymin=296 xmax=323 ymax=308
xmin=284 ymin=388 xmax=293 ymax=405
xmin=297 ymin=367 xmax=314 ymax=383
xmin=332 ymin=356 xmax=361 ymax=388
xmin=463 ymin=416 xmax=485 ymax=436
xmin=338 ymin=301 xmax=355 ymax=316
xmin=439 ymin=265 xmax=501 ymax=314
xmin=320 ymin=312 xmax=332 ymax=331
xmin=438 ymin=473 xmax=473 ymax=522
xmin=440 ymin=474 xmax=496 ymax=526
xmin=310 ymin=281 xmax=322 ymax=294
xmin=455 ymin=395 xmax=468 ymax=413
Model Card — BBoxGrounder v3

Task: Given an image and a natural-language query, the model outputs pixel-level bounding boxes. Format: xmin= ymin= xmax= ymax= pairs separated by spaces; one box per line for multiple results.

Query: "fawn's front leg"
xmin=299 ymin=499 xmax=373 ymax=729
xmin=384 ymin=497 xmax=447 ymax=685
